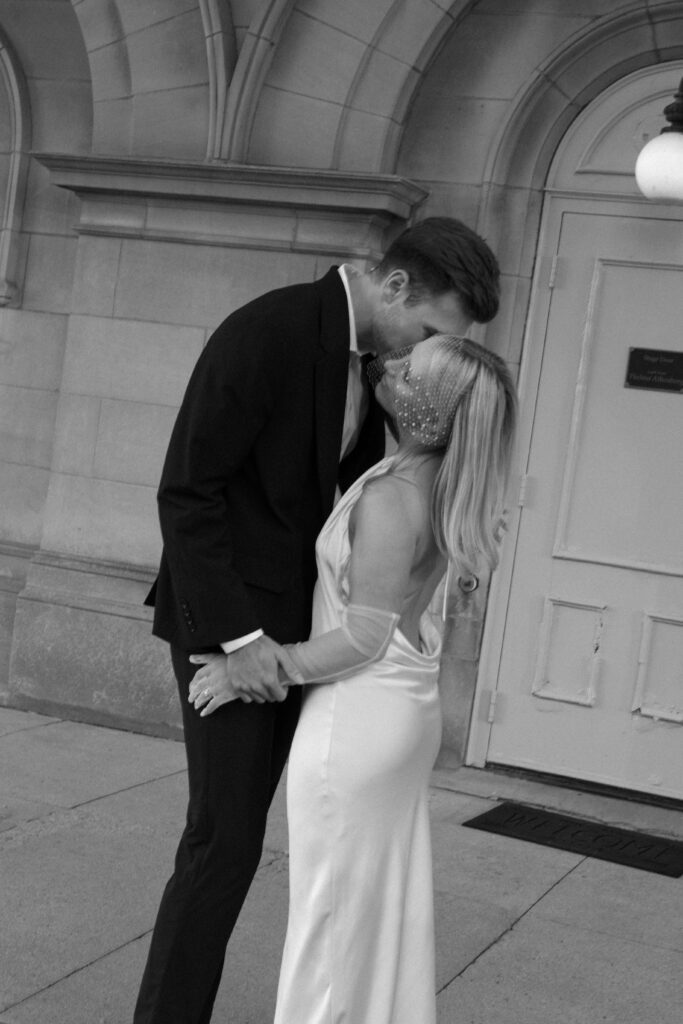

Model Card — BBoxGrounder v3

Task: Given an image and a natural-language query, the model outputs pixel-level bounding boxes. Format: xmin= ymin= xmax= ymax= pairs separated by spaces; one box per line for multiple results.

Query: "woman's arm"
xmin=284 ymin=474 xmax=422 ymax=683
xmin=188 ymin=474 xmax=424 ymax=712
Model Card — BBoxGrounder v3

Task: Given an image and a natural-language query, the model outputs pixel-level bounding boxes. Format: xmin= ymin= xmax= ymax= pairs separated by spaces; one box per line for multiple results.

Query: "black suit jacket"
xmin=145 ymin=268 xmax=385 ymax=651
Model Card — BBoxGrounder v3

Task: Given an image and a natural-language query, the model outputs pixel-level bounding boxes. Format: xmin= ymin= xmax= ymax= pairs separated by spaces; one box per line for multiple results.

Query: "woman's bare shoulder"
xmin=352 ymin=470 xmax=429 ymax=537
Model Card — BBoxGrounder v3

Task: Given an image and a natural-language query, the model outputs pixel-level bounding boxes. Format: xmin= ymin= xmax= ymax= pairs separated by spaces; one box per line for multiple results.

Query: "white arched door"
xmin=472 ymin=65 xmax=683 ymax=799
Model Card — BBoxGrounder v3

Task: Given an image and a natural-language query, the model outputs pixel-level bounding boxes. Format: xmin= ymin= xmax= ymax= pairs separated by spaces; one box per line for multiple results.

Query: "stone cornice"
xmin=34 ymin=154 xmax=428 ymax=220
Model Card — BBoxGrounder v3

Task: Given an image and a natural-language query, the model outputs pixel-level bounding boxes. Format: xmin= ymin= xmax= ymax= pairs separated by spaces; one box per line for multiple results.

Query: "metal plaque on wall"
xmin=625 ymin=348 xmax=683 ymax=393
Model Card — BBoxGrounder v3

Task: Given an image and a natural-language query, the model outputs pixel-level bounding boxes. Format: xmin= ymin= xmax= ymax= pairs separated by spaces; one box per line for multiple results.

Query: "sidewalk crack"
xmin=436 ymin=858 xmax=586 ymax=997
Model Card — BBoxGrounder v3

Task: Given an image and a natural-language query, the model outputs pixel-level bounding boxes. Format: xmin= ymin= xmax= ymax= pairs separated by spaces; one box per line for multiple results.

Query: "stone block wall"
xmin=0 ymin=0 xmax=91 ymax=700
xmin=2 ymin=153 xmax=425 ymax=735
xmin=4 ymin=215 xmax=321 ymax=733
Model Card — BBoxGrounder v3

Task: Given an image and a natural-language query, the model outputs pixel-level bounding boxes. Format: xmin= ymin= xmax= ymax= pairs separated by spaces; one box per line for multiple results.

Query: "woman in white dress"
xmin=189 ymin=334 xmax=516 ymax=1024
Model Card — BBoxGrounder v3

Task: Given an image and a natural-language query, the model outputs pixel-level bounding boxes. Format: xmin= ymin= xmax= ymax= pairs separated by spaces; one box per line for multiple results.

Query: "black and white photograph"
xmin=1 ymin=2 xmax=682 ymax=1022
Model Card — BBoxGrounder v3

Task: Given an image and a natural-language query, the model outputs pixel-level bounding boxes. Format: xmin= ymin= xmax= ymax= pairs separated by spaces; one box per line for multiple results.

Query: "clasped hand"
xmin=188 ymin=635 xmax=303 ymax=716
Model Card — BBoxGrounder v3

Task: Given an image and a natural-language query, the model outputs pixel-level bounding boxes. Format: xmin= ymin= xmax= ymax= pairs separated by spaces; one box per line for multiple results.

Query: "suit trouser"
xmin=133 ymin=645 xmax=301 ymax=1024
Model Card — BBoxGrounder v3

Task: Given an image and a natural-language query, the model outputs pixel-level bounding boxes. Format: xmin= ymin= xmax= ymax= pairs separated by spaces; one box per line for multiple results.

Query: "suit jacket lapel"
xmin=314 ymin=269 xmax=351 ymax=513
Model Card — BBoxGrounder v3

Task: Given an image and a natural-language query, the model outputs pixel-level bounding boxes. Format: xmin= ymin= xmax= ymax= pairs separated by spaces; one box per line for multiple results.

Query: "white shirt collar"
xmin=337 ymin=264 xmax=359 ymax=355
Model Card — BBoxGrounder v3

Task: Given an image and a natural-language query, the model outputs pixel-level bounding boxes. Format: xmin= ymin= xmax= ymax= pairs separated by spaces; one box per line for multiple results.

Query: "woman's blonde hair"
xmin=423 ymin=337 xmax=517 ymax=576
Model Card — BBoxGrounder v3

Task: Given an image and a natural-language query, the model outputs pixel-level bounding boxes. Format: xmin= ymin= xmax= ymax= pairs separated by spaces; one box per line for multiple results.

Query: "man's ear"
xmin=380 ymin=268 xmax=410 ymax=304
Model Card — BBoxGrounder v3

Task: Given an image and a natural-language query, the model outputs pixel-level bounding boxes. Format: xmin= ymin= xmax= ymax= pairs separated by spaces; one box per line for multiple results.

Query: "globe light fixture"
xmin=635 ymin=77 xmax=683 ymax=201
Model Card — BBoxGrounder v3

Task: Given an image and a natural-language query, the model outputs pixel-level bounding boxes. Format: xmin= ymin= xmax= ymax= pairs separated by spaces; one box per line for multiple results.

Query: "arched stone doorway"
xmin=392 ymin=4 xmax=683 ymax=769
xmin=470 ymin=61 xmax=683 ymax=798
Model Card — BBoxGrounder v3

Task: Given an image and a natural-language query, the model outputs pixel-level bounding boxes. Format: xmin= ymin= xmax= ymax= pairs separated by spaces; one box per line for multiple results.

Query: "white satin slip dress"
xmin=273 ymin=457 xmax=443 ymax=1024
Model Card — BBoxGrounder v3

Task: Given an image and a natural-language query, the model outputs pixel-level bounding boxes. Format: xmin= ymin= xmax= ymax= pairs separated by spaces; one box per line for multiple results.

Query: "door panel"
xmin=487 ymin=210 xmax=683 ymax=798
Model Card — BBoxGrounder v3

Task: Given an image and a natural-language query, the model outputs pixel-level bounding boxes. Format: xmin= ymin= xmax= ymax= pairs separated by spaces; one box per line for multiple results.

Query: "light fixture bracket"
xmin=661 ymin=77 xmax=683 ymax=134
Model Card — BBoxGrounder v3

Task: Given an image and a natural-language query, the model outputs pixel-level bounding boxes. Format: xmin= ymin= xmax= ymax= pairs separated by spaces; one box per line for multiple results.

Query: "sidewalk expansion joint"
xmin=436 ymin=857 xmax=586 ymax=997
xmin=0 ymin=717 xmax=67 ymax=739
xmin=70 ymin=768 xmax=188 ymax=811
xmin=0 ymin=929 xmax=153 ymax=1015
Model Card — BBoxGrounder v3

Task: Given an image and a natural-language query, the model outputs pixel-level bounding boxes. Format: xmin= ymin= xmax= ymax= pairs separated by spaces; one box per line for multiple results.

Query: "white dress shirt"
xmin=337 ymin=264 xmax=369 ymax=460
xmin=222 ymin=265 xmax=367 ymax=655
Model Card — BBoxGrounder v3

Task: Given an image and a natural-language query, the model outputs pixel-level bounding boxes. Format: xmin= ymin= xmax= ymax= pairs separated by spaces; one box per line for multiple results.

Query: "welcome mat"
xmin=463 ymin=801 xmax=683 ymax=877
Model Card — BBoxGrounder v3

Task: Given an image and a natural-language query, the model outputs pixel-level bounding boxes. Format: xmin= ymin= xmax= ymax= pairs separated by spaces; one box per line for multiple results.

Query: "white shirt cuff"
xmin=221 ymin=629 xmax=264 ymax=654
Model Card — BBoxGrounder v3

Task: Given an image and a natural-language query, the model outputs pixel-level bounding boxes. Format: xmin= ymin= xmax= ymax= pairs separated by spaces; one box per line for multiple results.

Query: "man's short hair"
xmin=376 ymin=217 xmax=500 ymax=324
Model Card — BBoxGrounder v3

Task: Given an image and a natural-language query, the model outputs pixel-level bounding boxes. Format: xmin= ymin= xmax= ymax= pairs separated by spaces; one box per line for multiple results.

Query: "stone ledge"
xmin=20 ymin=549 xmax=156 ymax=619
xmin=33 ymin=154 xmax=429 ymax=260
xmin=34 ymin=153 xmax=428 ymax=217
xmin=0 ymin=541 xmax=35 ymax=596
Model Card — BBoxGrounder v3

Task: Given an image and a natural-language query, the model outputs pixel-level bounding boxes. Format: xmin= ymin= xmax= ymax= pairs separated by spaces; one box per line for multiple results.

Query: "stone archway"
xmin=242 ymin=0 xmax=474 ymax=169
xmin=70 ymin=0 xmax=237 ymax=159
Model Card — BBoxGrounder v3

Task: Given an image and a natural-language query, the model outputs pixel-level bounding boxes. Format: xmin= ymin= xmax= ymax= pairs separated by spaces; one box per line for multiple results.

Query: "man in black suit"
xmin=134 ymin=218 xmax=500 ymax=1023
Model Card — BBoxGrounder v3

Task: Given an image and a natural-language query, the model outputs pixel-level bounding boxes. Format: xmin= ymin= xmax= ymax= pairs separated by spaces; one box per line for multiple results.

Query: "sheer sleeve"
xmin=286 ymin=603 xmax=400 ymax=683
xmin=286 ymin=473 xmax=423 ymax=684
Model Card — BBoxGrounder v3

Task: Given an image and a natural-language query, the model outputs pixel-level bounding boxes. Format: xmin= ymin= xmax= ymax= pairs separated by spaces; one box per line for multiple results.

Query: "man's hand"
xmin=227 ymin=635 xmax=303 ymax=702
xmin=189 ymin=636 xmax=304 ymax=711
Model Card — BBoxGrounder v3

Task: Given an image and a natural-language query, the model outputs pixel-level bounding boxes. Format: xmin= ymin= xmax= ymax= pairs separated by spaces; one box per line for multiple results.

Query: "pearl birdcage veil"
xmin=366 ymin=336 xmax=478 ymax=450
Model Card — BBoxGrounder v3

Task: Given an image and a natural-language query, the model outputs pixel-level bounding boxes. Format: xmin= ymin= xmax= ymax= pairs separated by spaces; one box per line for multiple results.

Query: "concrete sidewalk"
xmin=1 ymin=706 xmax=682 ymax=1024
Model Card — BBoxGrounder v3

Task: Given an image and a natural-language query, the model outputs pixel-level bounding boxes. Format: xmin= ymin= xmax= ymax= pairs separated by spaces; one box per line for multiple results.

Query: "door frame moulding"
xmin=471 ymin=14 xmax=683 ymax=319
xmin=0 ymin=29 xmax=31 ymax=306
xmin=479 ymin=8 xmax=683 ymax=197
